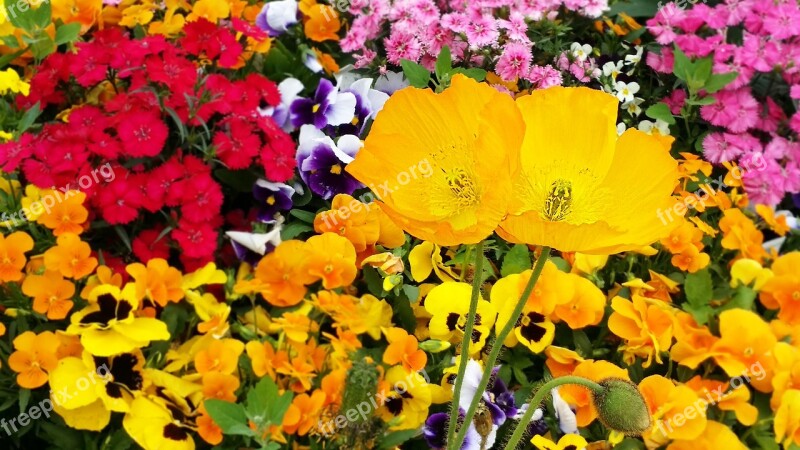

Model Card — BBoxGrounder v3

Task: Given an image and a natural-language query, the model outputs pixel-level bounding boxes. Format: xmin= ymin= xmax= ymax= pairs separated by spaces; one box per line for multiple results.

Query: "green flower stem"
xmin=505 ymin=376 xmax=603 ymax=449
xmin=449 ymin=246 xmax=552 ymax=450
xmin=444 ymin=241 xmax=486 ymax=447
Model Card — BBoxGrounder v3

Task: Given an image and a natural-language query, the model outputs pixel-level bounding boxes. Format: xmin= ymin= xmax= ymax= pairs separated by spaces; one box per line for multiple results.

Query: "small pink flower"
xmin=384 ymin=31 xmax=422 ymax=64
xmin=703 ymin=132 xmax=742 ymax=163
xmin=495 ymin=42 xmax=532 ymax=81
xmin=646 ymin=47 xmax=674 ymax=73
xmin=465 ymin=15 xmax=499 ymax=48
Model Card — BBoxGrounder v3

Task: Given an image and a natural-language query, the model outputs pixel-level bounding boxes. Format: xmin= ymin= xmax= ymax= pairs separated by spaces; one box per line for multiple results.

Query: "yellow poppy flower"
xmin=499 ymin=87 xmax=680 ymax=254
xmin=347 ymin=75 xmax=524 ymax=246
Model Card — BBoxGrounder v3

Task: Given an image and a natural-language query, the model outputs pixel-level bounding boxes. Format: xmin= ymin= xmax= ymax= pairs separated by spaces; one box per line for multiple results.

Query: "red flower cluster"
xmin=1 ymin=22 xmax=297 ymax=269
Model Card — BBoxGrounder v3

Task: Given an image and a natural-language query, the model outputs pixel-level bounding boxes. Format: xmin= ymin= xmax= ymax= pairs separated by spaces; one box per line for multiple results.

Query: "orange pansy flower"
xmin=382 ymin=327 xmax=427 ymax=373
xmin=0 ymin=231 xmax=34 ymax=282
xmin=126 ymin=258 xmax=184 ymax=307
xmin=314 ymin=194 xmax=380 ymax=253
xmin=194 ymin=338 xmax=245 ymax=375
xmin=43 ymin=233 xmax=98 ymax=279
xmin=305 ymin=232 xmax=357 ymax=289
xmin=8 ymin=331 xmax=60 ymax=389
xmin=22 ymin=270 xmax=75 ymax=320
xmin=202 ymin=371 xmax=240 ymax=402
xmin=283 ymin=390 xmax=326 ymax=435
xmin=608 ymin=295 xmax=674 ymax=367
xmin=252 ymin=240 xmax=316 ymax=307
xmin=302 ymin=4 xmax=340 ymax=42
xmin=36 ymin=190 xmax=89 ymax=236
xmin=639 ymin=375 xmax=708 ymax=447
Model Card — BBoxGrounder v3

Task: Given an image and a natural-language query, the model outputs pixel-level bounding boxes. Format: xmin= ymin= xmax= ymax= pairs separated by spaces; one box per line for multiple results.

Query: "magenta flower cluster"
xmin=647 ymin=0 xmax=800 ymax=206
xmin=340 ymin=0 xmax=608 ymax=84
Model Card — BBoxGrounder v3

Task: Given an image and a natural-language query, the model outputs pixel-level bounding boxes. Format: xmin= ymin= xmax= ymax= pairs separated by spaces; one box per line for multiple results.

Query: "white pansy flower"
xmin=614 ymin=81 xmax=640 ymax=104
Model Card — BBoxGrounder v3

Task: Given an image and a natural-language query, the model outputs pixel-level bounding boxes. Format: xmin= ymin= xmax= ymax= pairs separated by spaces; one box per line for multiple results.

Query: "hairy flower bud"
xmin=592 ymin=378 xmax=651 ymax=436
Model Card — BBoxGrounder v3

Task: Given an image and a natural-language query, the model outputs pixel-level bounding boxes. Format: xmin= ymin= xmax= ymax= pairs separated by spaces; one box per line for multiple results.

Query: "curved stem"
xmin=445 ymin=240 xmax=485 ymax=448
xmin=450 ymin=247 xmax=552 ymax=449
xmin=505 ymin=376 xmax=603 ymax=449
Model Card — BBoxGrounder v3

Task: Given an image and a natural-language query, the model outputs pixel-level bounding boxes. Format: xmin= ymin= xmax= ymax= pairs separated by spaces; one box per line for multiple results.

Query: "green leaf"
xmin=17 ymin=102 xmax=42 ymax=133
xmin=4 ymin=0 xmax=34 ymax=30
xmin=401 ymin=284 xmax=419 ymax=302
xmin=247 ymin=376 xmax=288 ymax=427
xmin=377 ymin=430 xmax=419 ymax=449
xmin=31 ymin=0 xmax=51 ymax=29
xmin=28 ymin=33 xmax=55 ymax=59
xmin=289 ymin=209 xmax=317 ymax=224
xmin=704 ymin=72 xmax=738 ymax=93
xmin=690 ymin=56 xmax=713 ymax=87
xmin=204 ymin=399 xmax=256 ymax=437
xmin=18 ymin=388 xmax=30 ymax=413
xmin=54 ymin=22 xmax=81 ymax=46
xmin=113 ymin=225 xmax=132 ymax=252
xmin=501 ymin=244 xmax=532 ymax=277
xmin=280 ymin=222 xmax=312 ymax=240
xmin=684 ymin=269 xmax=714 ymax=324
xmin=685 ymin=96 xmax=717 ymax=106
xmin=400 ymin=59 xmax=431 ymax=88
xmin=435 ymin=46 xmax=452 ymax=80
xmin=685 ymin=269 xmax=713 ymax=307
xmin=721 ymin=286 xmax=756 ymax=311
xmin=672 ymin=45 xmax=692 ymax=82
xmin=452 ymin=67 xmax=487 ymax=81
xmin=645 ymin=102 xmax=676 ymax=125
xmin=213 ymin=168 xmax=258 ymax=193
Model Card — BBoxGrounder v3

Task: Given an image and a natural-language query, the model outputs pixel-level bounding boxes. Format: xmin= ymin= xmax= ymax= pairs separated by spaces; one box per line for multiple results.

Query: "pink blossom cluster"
xmin=646 ymin=0 xmax=800 ymax=206
xmin=341 ymin=0 xmax=608 ymax=84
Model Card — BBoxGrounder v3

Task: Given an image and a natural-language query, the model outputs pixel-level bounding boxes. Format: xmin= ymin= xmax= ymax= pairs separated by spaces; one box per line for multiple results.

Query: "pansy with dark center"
xmin=296 ymin=125 xmax=363 ymax=199
xmin=252 ymin=178 xmax=294 ymax=223
xmin=290 ymin=79 xmax=356 ymax=129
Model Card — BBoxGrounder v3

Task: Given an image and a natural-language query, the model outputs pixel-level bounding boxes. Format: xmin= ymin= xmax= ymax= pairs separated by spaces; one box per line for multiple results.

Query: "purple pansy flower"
xmin=338 ymin=77 xmax=389 ymax=135
xmin=296 ymin=125 xmax=363 ymax=200
xmin=255 ymin=0 xmax=299 ymax=37
xmin=259 ymin=78 xmax=304 ymax=132
xmin=253 ymin=179 xmax=294 ymax=223
xmin=290 ymin=79 xmax=357 ymax=129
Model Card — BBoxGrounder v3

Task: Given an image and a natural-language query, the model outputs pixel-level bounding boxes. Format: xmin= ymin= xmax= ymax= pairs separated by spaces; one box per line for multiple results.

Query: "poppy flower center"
xmin=543 ymin=179 xmax=573 ymax=221
xmin=444 ymin=168 xmax=478 ymax=208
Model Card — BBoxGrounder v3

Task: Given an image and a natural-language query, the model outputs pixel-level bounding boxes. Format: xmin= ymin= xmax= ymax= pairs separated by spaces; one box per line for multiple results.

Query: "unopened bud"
xmin=592 ymin=378 xmax=651 ymax=436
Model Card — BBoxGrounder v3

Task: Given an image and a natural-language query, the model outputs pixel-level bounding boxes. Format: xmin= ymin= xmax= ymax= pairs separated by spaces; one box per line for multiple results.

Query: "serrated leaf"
xmin=31 ymin=1 xmax=51 ymax=29
xmin=400 ymin=59 xmax=431 ymax=88
xmin=704 ymin=72 xmax=738 ymax=93
xmin=204 ymin=399 xmax=256 ymax=436
xmin=501 ymin=244 xmax=531 ymax=276
xmin=691 ymin=56 xmax=713 ymax=86
xmin=685 ymin=269 xmax=713 ymax=307
xmin=402 ymin=284 xmax=419 ymax=302
xmin=645 ymin=102 xmax=676 ymax=125
xmin=269 ymin=391 xmax=293 ymax=424
xmin=672 ymin=45 xmax=691 ymax=82
xmin=29 ymin=33 xmax=55 ymax=59
xmin=435 ymin=46 xmax=452 ymax=80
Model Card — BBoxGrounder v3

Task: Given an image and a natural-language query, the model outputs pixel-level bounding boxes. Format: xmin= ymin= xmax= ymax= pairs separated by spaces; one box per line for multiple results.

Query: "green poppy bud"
xmin=592 ymin=378 xmax=651 ymax=436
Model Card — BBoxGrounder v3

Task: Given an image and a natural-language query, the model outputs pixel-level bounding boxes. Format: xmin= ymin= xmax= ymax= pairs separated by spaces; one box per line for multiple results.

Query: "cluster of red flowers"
xmin=0 ymin=21 xmax=296 ymax=269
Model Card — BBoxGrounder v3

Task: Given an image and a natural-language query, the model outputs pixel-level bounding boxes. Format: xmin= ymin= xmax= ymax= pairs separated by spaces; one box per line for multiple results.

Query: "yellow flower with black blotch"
xmin=347 ymin=75 xmax=524 ymax=246
xmin=499 ymin=87 xmax=680 ymax=254
xmin=424 ymin=282 xmax=497 ymax=354
xmin=376 ymin=366 xmax=432 ymax=431
xmin=123 ymin=396 xmax=196 ymax=450
xmin=49 ymin=350 xmax=147 ymax=431
xmin=66 ymin=284 xmax=170 ymax=356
